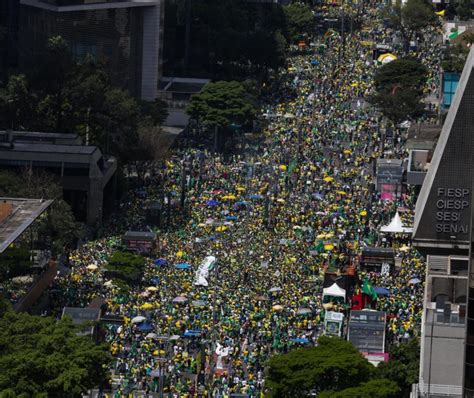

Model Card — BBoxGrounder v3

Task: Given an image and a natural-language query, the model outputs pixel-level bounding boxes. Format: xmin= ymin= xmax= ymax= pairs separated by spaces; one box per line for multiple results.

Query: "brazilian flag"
xmin=362 ymin=278 xmax=377 ymax=301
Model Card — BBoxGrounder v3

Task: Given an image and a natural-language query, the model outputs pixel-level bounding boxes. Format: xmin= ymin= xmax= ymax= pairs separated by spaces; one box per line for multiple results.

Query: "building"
xmin=347 ymin=309 xmax=387 ymax=366
xmin=0 ymin=0 xmax=20 ymax=79
xmin=412 ymin=47 xmax=474 ymax=397
xmin=18 ymin=0 xmax=164 ymax=100
xmin=0 ymin=131 xmax=117 ymax=225
xmin=406 ymin=123 xmax=441 ymax=186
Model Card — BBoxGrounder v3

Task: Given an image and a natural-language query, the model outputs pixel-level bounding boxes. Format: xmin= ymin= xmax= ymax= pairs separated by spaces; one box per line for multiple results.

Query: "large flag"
xmin=435 ymin=9 xmax=445 ymax=16
xmin=287 ymin=158 xmax=298 ymax=174
xmin=362 ymin=278 xmax=377 ymax=301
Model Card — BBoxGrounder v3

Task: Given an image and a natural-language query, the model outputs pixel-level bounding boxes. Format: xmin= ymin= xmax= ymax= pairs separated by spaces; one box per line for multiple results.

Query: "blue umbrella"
xmin=290 ymin=337 xmax=310 ymax=344
xmin=310 ymin=59 xmax=319 ymax=65
xmin=183 ymin=330 xmax=201 ymax=337
xmin=138 ymin=323 xmax=154 ymax=332
xmin=408 ymin=277 xmax=421 ymax=284
xmin=154 ymin=258 xmax=167 ymax=266
xmin=226 ymin=216 xmax=238 ymax=221
xmin=249 ymin=194 xmax=264 ymax=200
xmin=374 ymin=287 xmax=390 ymax=296
xmin=150 ymin=277 xmax=160 ymax=285
xmin=206 ymin=199 xmax=220 ymax=206
xmin=175 ymin=263 xmax=192 ymax=270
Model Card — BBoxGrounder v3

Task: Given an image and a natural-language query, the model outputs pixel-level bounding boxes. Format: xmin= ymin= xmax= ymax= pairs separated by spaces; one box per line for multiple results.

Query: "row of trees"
xmin=266 ymin=337 xmax=420 ymax=398
xmin=0 ymin=36 xmax=168 ymax=163
xmin=0 ymin=302 xmax=111 ymax=397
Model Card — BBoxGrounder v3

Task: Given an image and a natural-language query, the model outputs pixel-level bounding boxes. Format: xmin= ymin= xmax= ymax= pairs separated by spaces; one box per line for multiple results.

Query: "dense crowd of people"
xmin=44 ymin=2 xmax=446 ymax=397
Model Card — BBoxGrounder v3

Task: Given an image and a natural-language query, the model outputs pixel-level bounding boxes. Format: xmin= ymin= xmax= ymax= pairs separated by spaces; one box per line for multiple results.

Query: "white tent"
xmin=323 ymin=283 xmax=346 ymax=300
xmin=380 ymin=212 xmax=413 ymax=234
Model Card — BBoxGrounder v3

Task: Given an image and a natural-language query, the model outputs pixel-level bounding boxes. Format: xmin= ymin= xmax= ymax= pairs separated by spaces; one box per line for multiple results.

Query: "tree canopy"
xmin=283 ymin=2 xmax=315 ymax=43
xmin=319 ymin=379 xmax=400 ymax=398
xmin=385 ymin=0 xmax=436 ymax=52
xmin=0 ymin=169 xmax=83 ymax=254
xmin=375 ymin=339 xmax=420 ymax=397
xmin=186 ymin=81 xmax=256 ymax=129
xmin=106 ymin=251 xmax=146 ymax=284
xmin=370 ymin=57 xmax=428 ymax=123
xmin=0 ymin=36 xmax=167 ymax=162
xmin=0 ymin=305 xmax=111 ymax=397
xmin=266 ymin=336 xmax=374 ymax=397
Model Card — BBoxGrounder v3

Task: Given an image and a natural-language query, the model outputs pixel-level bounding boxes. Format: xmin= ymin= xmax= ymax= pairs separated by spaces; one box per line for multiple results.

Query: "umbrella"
xmin=249 ymin=194 xmax=264 ymax=200
xmin=324 ymin=243 xmax=334 ymax=251
xmin=360 ymin=210 xmax=368 ymax=217
xmin=150 ymin=277 xmax=160 ymax=285
xmin=290 ymin=337 xmax=310 ymax=344
xmin=279 ymin=165 xmax=287 ymax=171
xmin=272 ymin=305 xmax=284 ymax=311
xmin=269 ymin=287 xmax=282 ymax=293
xmin=310 ymin=59 xmax=319 ymax=65
xmin=146 ymin=333 xmax=159 ymax=340
xmin=296 ymin=308 xmax=312 ymax=315
xmin=137 ymin=323 xmax=154 ymax=332
xmin=131 ymin=316 xmax=146 ymax=324
xmin=173 ymin=296 xmax=188 ymax=303
xmin=323 ymin=176 xmax=334 ymax=183
xmin=377 ymin=53 xmax=397 ymax=64
xmin=176 ymin=250 xmax=185 ymax=258
xmin=175 ymin=263 xmax=191 ymax=270
xmin=87 ymin=264 xmax=98 ymax=271
xmin=146 ymin=286 xmax=158 ymax=292
xmin=183 ymin=330 xmax=201 ymax=337
xmin=226 ymin=216 xmax=238 ymax=221
xmin=140 ymin=303 xmax=154 ymax=310
xmin=154 ymin=258 xmax=168 ymax=266
xmin=374 ymin=287 xmax=390 ymax=296
xmin=408 ymin=277 xmax=421 ymax=285
xmin=192 ymin=300 xmax=207 ymax=307
xmin=206 ymin=199 xmax=220 ymax=206
xmin=216 ymin=226 xmax=228 ymax=232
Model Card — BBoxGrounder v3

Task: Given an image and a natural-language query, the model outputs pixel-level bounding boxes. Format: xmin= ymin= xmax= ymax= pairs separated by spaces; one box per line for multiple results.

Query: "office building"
xmin=18 ymin=0 xmax=164 ymax=99
xmin=412 ymin=47 xmax=474 ymax=397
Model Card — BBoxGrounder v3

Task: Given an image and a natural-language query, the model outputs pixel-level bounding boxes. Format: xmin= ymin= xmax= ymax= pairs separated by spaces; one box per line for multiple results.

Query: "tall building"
xmin=0 ymin=0 xmax=20 ymax=79
xmin=413 ymin=47 xmax=474 ymax=397
xmin=18 ymin=0 xmax=164 ymax=99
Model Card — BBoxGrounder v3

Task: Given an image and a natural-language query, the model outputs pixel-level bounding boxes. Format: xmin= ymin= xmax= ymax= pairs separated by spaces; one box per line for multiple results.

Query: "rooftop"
xmin=0 ymin=198 xmax=54 ymax=254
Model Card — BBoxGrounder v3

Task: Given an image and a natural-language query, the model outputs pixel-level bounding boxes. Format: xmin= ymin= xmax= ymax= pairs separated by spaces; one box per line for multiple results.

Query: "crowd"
xmin=47 ymin=2 xmax=445 ymax=397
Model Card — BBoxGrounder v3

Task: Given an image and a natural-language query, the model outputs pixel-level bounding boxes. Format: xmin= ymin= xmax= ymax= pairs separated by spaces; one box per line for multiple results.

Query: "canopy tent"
xmin=323 ymin=283 xmax=346 ymax=300
xmin=380 ymin=212 xmax=413 ymax=234
xmin=377 ymin=53 xmax=397 ymax=64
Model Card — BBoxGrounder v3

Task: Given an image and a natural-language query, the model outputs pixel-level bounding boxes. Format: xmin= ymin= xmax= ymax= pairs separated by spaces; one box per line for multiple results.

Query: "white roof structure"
xmin=323 ymin=283 xmax=346 ymax=300
xmin=380 ymin=212 xmax=413 ymax=234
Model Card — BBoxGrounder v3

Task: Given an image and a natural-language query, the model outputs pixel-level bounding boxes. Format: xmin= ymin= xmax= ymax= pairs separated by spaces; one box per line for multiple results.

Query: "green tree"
xmin=375 ymin=339 xmax=420 ymax=398
xmin=441 ymin=40 xmax=472 ymax=73
xmin=283 ymin=2 xmax=315 ymax=43
xmin=0 ymin=169 xmax=84 ymax=254
xmin=0 ymin=306 xmax=111 ymax=397
xmin=266 ymin=336 xmax=374 ymax=397
xmin=186 ymin=80 xmax=256 ymax=129
xmin=106 ymin=251 xmax=145 ymax=284
xmin=370 ymin=57 xmax=428 ymax=123
xmin=0 ymin=247 xmax=32 ymax=281
xmin=319 ymin=379 xmax=400 ymax=398
xmin=385 ymin=0 xmax=436 ymax=53
xmin=0 ymin=74 xmax=37 ymax=130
